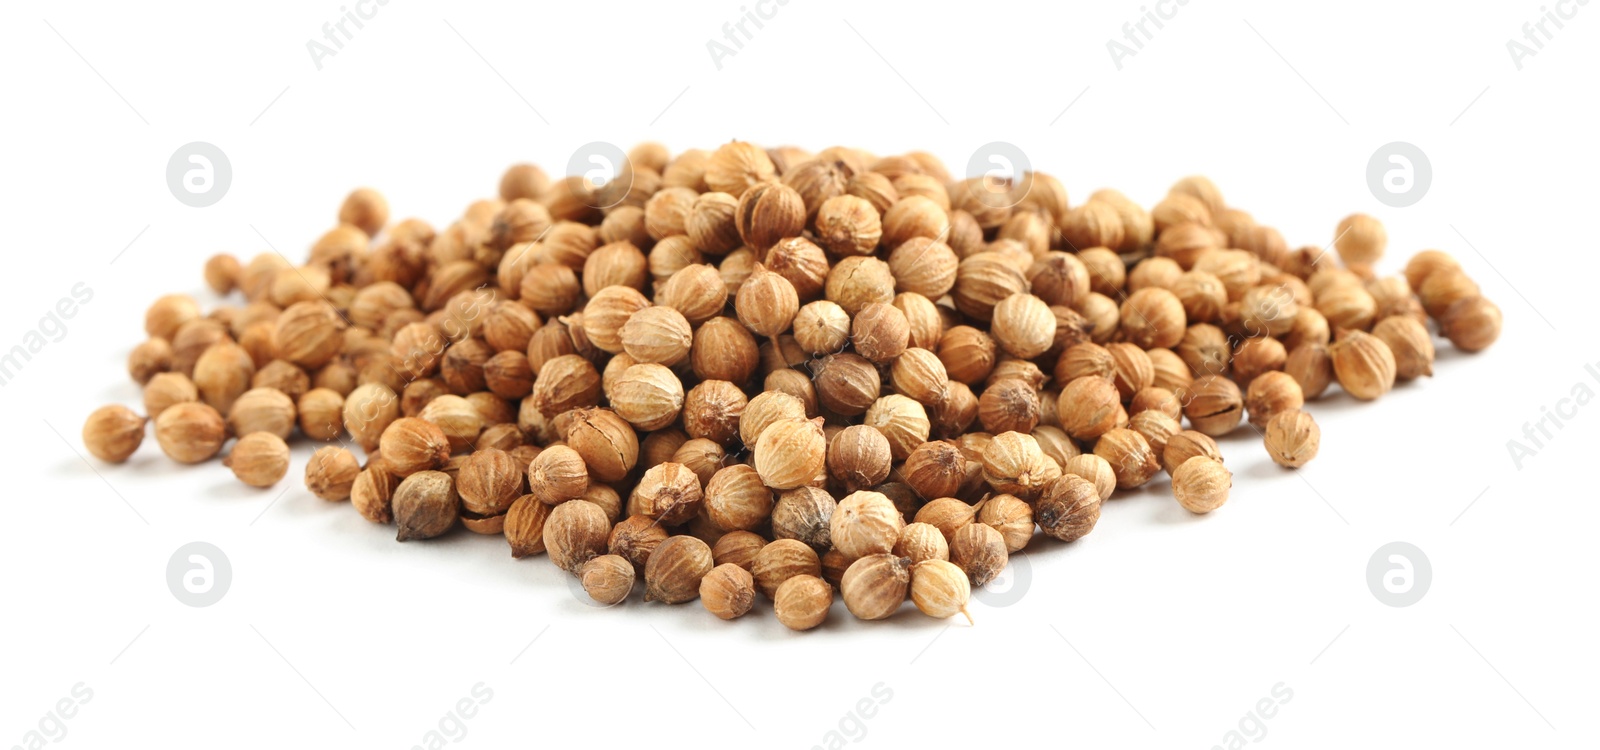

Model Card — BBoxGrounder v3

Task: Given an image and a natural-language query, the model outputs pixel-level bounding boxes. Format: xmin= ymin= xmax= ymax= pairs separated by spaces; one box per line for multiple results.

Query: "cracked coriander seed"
xmin=635 ymin=461 xmax=705 ymax=526
xmin=1184 ymin=375 xmax=1244 ymax=437
xmin=351 ymin=466 xmax=399 ymax=525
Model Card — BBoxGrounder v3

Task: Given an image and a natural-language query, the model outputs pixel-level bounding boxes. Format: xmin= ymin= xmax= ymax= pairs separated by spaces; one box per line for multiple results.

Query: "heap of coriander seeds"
xmin=81 ymin=141 xmax=1504 ymax=630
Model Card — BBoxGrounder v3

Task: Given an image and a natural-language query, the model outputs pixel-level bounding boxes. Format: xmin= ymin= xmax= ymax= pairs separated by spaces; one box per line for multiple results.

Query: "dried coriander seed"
xmin=224 ymin=432 xmax=290 ymax=487
xmin=910 ymin=559 xmax=973 ymax=624
xmin=1184 ymin=375 xmax=1244 ymax=437
xmin=1172 ymin=457 xmax=1232 ymax=514
xmin=1265 ymin=410 xmax=1321 ymax=468
xmin=566 ymin=408 xmax=639 ymax=482
xmin=840 ymin=554 xmax=911 ymax=620
xmin=1161 ymin=431 xmax=1222 ymax=476
xmin=544 ymin=499 xmax=612 ymax=573
xmin=393 ymin=470 xmax=460 ymax=541
xmin=1372 ymin=315 xmax=1435 ymax=380
xmin=579 ymin=554 xmax=635 ymax=605
xmin=774 ymin=574 xmax=833 ymax=631
xmin=981 ymin=431 xmax=1061 ymax=499
xmin=901 ymin=440 xmax=967 ymax=501
xmin=528 ymin=445 xmax=589 ymax=505
xmin=1036 ymin=474 xmax=1101 ymax=542
xmin=831 ymin=490 xmax=906 ymax=559
xmin=710 ymin=530 xmax=766 ymax=572
xmin=1245 ymin=371 xmax=1305 ymax=429
xmin=771 ymin=487 xmax=835 ymax=550
xmin=635 ymin=461 xmax=705 ymax=526
xmin=950 ymin=523 xmax=1008 ymax=587
xmin=607 ymin=514 xmax=669 ymax=570
xmin=1441 ymin=296 xmax=1502 ymax=352
xmin=753 ymin=418 xmax=826 ymax=490
xmin=1063 ymin=454 xmax=1116 ymax=502
xmin=351 ymin=466 xmax=399 ymax=525
xmin=82 ymin=405 xmax=147 ymax=463
xmin=457 ymin=448 xmax=524 ymax=518
xmin=1329 ymin=330 xmax=1397 ymax=401
xmin=305 ymin=446 xmax=360 ymax=501
xmin=976 ymin=493 xmax=1034 ymax=553
xmin=153 ymin=402 xmax=226 ymax=464
xmin=378 ymin=417 xmax=451 ymax=476
xmin=644 ymin=535 xmax=714 ymax=604
xmin=827 ymin=425 xmax=893 ymax=492
xmin=752 ymin=539 xmax=823 ymax=599
xmin=700 ymin=563 xmax=756 ymax=620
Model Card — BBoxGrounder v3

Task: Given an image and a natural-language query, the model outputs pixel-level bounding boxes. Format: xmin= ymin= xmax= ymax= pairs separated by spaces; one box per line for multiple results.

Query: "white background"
xmin=2 ymin=0 xmax=1597 ymax=747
